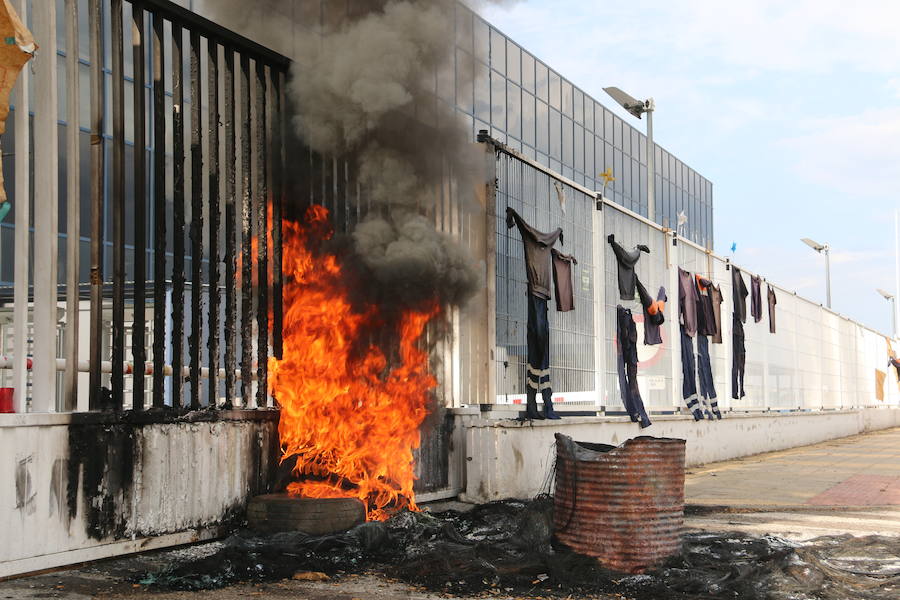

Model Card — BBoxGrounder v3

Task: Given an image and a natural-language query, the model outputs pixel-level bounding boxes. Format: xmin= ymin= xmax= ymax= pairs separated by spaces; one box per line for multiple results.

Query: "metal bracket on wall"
xmin=662 ymin=228 xmax=671 ymax=268
xmin=476 ymin=129 xmax=601 ymax=203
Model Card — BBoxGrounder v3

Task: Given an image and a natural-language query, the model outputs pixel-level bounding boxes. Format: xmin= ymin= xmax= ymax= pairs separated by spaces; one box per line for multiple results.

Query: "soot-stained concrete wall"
xmin=0 ymin=410 xmax=279 ymax=577
xmin=458 ymin=408 xmax=900 ymax=503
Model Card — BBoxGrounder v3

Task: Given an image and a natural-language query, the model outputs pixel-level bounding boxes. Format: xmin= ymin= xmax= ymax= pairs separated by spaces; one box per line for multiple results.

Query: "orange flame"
xmin=268 ymin=205 xmax=439 ymax=521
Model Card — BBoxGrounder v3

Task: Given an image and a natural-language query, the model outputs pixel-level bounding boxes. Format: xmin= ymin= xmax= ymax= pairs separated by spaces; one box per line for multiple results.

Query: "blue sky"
xmin=480 ymin=0 xmax=900 ymax=336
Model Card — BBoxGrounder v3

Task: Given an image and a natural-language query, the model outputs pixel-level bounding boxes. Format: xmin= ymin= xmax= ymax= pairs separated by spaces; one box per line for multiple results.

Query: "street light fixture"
xmin=877 ymin=288 xmax=896 ymax=338
xmin=603 ymin=86 xmax=655 ymax=222
xmin=801 ymin=237 xmax=831 ymax=309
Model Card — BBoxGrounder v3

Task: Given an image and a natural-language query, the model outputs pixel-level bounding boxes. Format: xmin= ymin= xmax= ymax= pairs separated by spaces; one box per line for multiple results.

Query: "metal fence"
xmin=487 ymin=134 xmax=900 ymax=413
xmin=494 ymin=150 xmax=597 ymax=405
xmin=3 ymin=0 xmax=287 ymax=413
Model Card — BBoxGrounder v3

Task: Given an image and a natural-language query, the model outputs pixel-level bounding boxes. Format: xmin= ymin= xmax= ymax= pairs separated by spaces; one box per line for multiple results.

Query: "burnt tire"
xmin=247 ymin=494 xmax=366 ymax=535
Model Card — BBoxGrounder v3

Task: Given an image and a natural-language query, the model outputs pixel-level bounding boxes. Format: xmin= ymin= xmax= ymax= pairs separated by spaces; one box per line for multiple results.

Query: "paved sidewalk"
xmin=686 ymin=427 xmax=900 ymax=507
xmin=685 ymin=427 xmax=900 ymax=538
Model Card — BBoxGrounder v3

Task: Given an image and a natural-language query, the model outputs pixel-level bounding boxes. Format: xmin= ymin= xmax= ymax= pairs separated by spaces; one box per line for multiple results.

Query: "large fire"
xmin=268 ymin=205 xmax=438 ymax=521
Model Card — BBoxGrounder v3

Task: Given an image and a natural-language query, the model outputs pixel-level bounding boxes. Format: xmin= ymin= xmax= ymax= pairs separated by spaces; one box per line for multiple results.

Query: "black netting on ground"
xmin=139 ymin=497 xmax=900 ymax=599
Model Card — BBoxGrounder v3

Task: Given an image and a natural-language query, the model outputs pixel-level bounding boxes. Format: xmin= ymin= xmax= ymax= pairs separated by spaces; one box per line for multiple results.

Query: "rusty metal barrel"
xmin=553 ymin=433 xmax=686 ymax=573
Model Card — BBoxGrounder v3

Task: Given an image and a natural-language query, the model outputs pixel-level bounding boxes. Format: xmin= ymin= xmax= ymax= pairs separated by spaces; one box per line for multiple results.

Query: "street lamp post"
xmin=603 ymin=86 xmax=655 ymax=222
xmin=801 ymin=237 xmax=831 ymax=309
xmin=877 ymin=288 xmax=897 ymax=339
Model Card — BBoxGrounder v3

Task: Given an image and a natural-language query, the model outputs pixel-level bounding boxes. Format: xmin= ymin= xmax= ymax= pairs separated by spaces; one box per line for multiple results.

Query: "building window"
xmin=491 ymin=70 xmax=506 ymax=130
xmin=506 ymin=39 xmax=520 ymax=84
xmin=490 ymin=28 xmax=505 ymax=75
xmin=521 ymin=91 xmax=535 ymax=147
xmin=521 ymin=51 xmax=535 ymax=94
xmin=506 ymin=81 xmax=521 ymax=140
xmin=549 ymin=70 xmax=561 ymax=110
xmin=535 ymin=60 xmax=549 ymax=103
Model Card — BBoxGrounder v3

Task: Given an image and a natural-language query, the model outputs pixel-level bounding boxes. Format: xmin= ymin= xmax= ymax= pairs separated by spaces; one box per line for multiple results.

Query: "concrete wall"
xmin=0 ymin=410 xmax=279 ymax=578
xmin=458 ymin=408 xmax=900 ymax=503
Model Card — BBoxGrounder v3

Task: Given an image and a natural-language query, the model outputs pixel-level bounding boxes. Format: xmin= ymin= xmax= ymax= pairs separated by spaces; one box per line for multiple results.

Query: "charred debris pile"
xmin=139 ymin=498 xmax=899 ymax=600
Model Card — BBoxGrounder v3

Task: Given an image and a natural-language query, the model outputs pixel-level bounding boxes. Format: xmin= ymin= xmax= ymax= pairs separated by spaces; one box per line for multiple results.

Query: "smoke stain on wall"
xmin=15 ymin=455 xmax=36 ymax=514
xmin=66 ymin=418 xmax=135 ymax=540
xmin=49 ymin=458 xmax=69 ymax=520
xmin=60 ymin=413 xmax=281 ymax=542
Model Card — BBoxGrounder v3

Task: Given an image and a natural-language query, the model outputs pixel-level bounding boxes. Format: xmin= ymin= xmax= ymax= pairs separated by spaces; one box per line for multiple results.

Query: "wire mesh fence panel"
xmin=487 ymin=139 xmax=900 ymax=417
xmin=602 ymin=207 xmax=673 ymax=414
xmin=494 ymin=152 xmax=597 ymax=405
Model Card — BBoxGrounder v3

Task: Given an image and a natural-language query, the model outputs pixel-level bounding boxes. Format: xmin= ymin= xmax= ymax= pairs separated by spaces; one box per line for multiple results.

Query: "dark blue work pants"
xmin=526 ymin=294 xmax=553 ymax=406
xmin=680 ymin=326 xmax=704 ymax=421
xmin=696 ymin=334 xmax=722 ymax=419
xmin=616 ymin=306 xmax=651 ymax=428
xmin=732 ymin=315 xmax=746 ymax=400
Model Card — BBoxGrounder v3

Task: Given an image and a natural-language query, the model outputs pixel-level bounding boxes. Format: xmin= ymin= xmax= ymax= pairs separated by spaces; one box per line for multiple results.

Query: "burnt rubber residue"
xmin=139 ymin=498 xmax=900 ymax=600
xmin=66 ymin=415 xmax=136 ymax=540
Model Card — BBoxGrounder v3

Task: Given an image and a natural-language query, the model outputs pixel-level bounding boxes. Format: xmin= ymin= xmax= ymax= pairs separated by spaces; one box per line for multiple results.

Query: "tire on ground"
xmin=247 ymin=494 xmax=366 ymax=535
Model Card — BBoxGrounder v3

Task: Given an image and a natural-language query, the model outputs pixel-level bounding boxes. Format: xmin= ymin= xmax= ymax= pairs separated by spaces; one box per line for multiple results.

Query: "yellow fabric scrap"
xmin=0 ymin=0 xmax=36 ymax=204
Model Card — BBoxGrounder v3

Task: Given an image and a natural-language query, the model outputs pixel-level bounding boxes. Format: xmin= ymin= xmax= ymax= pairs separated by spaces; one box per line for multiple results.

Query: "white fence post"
xmin=31 ymin=0 xmax=60 ymax=412
xmin=592 ymin=199 xmax=605 ymax=409
xmin=11 ymin=0 xmax=31 ymax=414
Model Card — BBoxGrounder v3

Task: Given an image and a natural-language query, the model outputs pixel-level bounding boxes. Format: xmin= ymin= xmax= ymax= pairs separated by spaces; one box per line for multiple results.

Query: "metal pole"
xmin=892 ymin=297 xmax=897 ymax=340
xmin=88 ymin=0 xmax=104 ymax=410
xmin=646 ymin=100 xmax=655 ymax=222
xmin=824 ymin=245 xmax=832 ymax=309
xmin=132 ymin=3 xmax=147 ymax=410
xmin=64 ymin=0 xmax=81 ymax=412
xmin=110 ymin=0 xmax=125 ymax=410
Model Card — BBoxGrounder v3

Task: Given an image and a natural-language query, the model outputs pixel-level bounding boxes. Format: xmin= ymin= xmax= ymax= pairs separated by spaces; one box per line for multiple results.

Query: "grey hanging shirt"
xmin=551 ymin=249 xmax=577 ymax=312
xmin=732 ymin=267 xmax=749 ymax=323
xmin=636 ymin=277 xmax=667 ymax=346
xmin=696 ymin=276 xmax=718 ymax=337
xmin=506 ymin=207 xmax=563 ymax=300
xmin=710 ymin=284 xmax=724 ymax=344
xmin=750 ymin=275 xmax=763 ymax=323
xmin=609 ymin=239 xmax=644 ymax=300
xmin=767 ymin=285 xmax=777 ymax=334
xmin=678 ymin=268 xmax=699 ymax=338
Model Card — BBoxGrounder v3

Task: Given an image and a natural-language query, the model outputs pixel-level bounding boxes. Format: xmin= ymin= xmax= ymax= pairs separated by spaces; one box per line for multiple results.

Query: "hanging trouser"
xmin=732 ymin=314 xmax=746 ymax=399
xmin=696 ymin=334 xmax=722 ymax=419
xmin=616 ymin=306 xmax=651 ymax=428
xmin=680 ymin=325 xmax=704 ymax=421
xmin=526 ymin=294 xmax=560 ymax=419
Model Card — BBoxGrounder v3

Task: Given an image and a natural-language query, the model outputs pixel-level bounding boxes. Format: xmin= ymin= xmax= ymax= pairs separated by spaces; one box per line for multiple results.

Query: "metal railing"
xmin=484 ymin=132 xmax=900 ymax=413
xmin=4 ymin=0 xmax=287 ymax=413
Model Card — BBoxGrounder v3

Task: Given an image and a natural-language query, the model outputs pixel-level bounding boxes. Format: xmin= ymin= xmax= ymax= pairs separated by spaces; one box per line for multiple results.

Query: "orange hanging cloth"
xmin=0 ymin=0 xmax=36 ymax=205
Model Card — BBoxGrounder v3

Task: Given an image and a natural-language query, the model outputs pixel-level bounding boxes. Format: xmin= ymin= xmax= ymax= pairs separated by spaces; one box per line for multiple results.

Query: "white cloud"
xmin=480 ymin=0 xmax=900 ymax=160
xmin=777 ymin=107 xmax=900 ymax=197
xmin=482 ymin=1 xmax=900 ymax=75
xmin=889 ymin=78 xmax=900 ymax=99
xmin=829 ymin=249 xmax=891 ymax=266
xmin=660 ymin=1 xmax=900 ymax=74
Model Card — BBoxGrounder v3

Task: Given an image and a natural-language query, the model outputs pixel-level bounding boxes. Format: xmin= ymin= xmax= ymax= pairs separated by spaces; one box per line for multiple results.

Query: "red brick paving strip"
xmin=806 ymin=475 xmax=900 ymax=506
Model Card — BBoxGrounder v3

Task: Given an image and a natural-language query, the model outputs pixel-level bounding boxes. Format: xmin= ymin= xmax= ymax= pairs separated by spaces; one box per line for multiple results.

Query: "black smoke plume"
xmin=200 ymin=0 xmax=514 ymax=310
